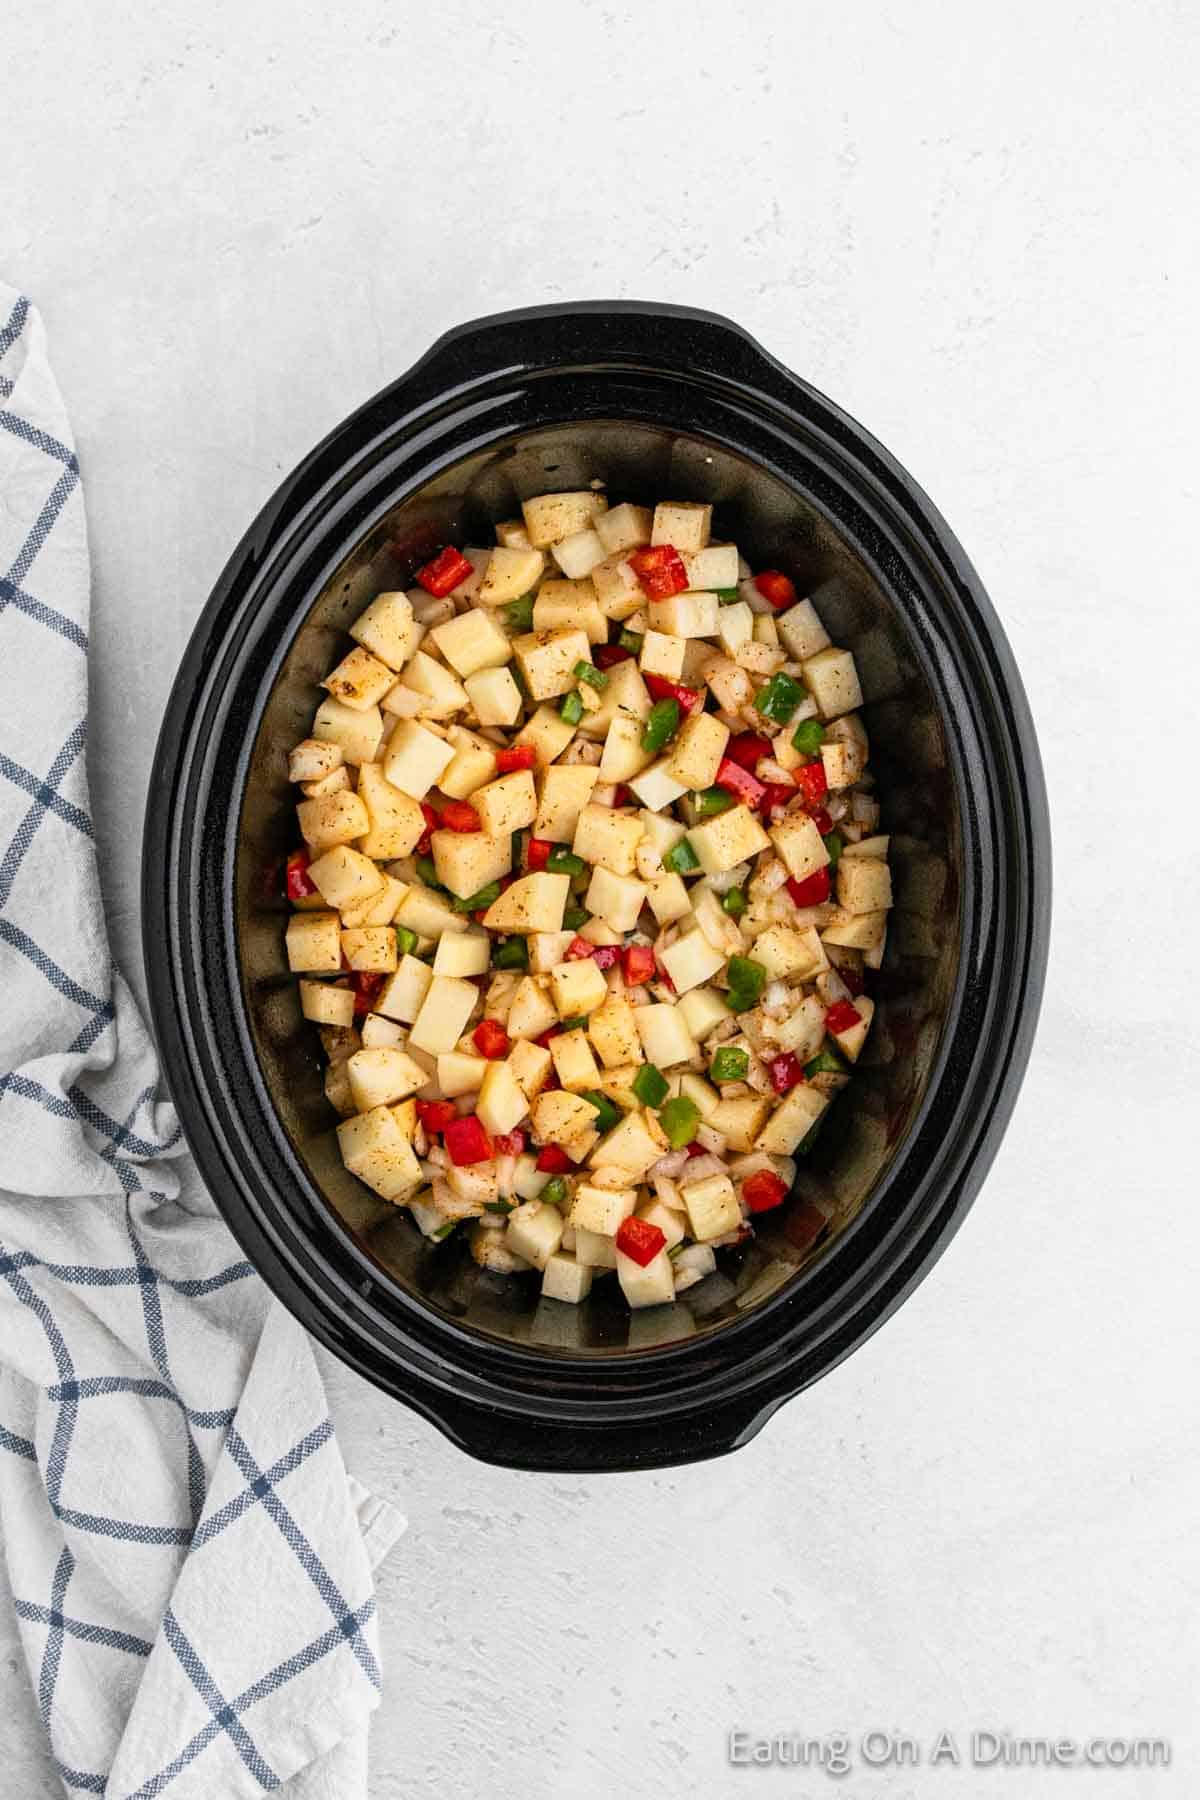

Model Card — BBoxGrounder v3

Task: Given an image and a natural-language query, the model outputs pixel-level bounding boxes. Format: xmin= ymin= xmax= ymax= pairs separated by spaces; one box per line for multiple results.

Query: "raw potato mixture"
xmin=282 ymin=491 xmax=892 ymax=1310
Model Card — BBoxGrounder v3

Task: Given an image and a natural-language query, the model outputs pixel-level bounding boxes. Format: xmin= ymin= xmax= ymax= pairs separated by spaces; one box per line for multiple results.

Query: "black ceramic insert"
xmin=143 ymin=303 xmax=1050 ymax=1472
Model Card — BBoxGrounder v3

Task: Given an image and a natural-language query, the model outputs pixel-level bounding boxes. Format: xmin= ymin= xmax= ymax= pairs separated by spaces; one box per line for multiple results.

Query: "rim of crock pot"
xmin=145 ymin=302 xmax=1049 ymax=1443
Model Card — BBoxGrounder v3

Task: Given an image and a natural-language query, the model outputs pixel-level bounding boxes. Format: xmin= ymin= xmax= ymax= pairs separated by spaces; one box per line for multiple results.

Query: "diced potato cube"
xmin=829 ymin=993 xmax=875 ymax=1062
xmin=678 ymin=1071 xmax=720 ymax=1119
xmin=286 ymin=911 xmax=342 ymax=973
xmin=541 ymin=1252 xmax=594 ymax=1304
xmin=645 ymin=872 xmax=692 ymax=925
xmin=400 ymin=650 xmax=470 ymax=718
xmin=572 ymin=805 xmax=643 ymax=877
xmin=347 ymin=1046 xmax=428 ymax=1111
xmin=596 ymin=712 xmax=652 ymax=785
xmin=657 ymin=931 xmax=725 ymax=996
xmin=505 ymin=976 xmax=560 ymax=1042
xmin=513 ymin=630 xmax=592 ymax=702
xmin=687 ymin=805 xmax=771 ymax=875
xmin=647 ymin=587 xmax=720 ymax=639
xmin=337 ymin=1105 xmax=422 ymax=1202
xmin=573 ymin=1226 xmax=619 ymax=1268
xmin=288 ymin=738 xmax=343 ymax=784
xmin=528 ymin=929 xmax=575 ymax=974
xmin=394 ymin=885 xmax=469 ymax=938
xmin=590 ymin=554 xmax=647 ymax=621
xmin=429 ymin=608 xmax=511 ymax=678
xmin=514 ymin=703 xmax=577 ymax=767
xmin=477 ymin=545 xmax=545 ymax=606
xmin=584 ymin=865 xmax=649 ymax=934
xmin=617 ymin=1248 xmax=675 ymax=1309
xmin=408 ymin=975 xmax=478 ymax=1055
xmin=531 ymin=764 xmax=598 ymax=843
xmin=755 ymin=1084 xmax=829 ymax=1155
xmin=837 ymin=855 xmax=893 ymax=914
xmin=322 ymin=645 xmax=396 ymax=711
xmin=549 ymin=959 xmax=608 ymax=1020
xmin=465 ymin=667 xmax=523 ymax=727
xmin=299 ymin=979 xmax=355 ymax=1031
xmin=584 ymin=997 xmax=638 ymax=1070
xmin=635 ymin=1003 xmax=698 ymax=1068
xmin=477 ymin=1060 xmax=530 ymax=1137
xmin=350 ymin=590 xmax=419 ymax=671
xmin=577 ymin=658 xmax=651 ymax=740
xmin=683 ymin=543 xmax=739 ymax=589
xmin=482 ymin=871 xmax=570 ymax=934
xmin=841 ymin=832 xmax=888 ymax=861
xmin=495 ymin=519 xmax=531 ymax=549
xmin=651 ymin=500 xmax=712 ymax=555
xmin=595 ymin=502 xmax=653 ymax=555
xmin=639 ymin=630 xmax=687 ymax=681
xmin=533 ymin=579 xmax=607 ymax=645
xmin=552 ymin=527 xmax=606 ymax=579
xmin=505 ymin=1200 xmax=564 ymax=1270
xmin=819 ymin=740 xmax=863 ymax=790
xmin=438 ymin=726 xmax=499 ymax=799
xmin=508 ymin=1037 xmax=554 ymax=1100
xmin=820 ymin=908 xmax=889 ymax=953
xmin=340 ymin=926 xmax=399 ymax=974
xmin=681 ymin=1173 xmax=740 ymax=1241
xmin=312 ymin=697 xmax=385 ymax=767
xmin=300 ymin=766 xmax=352 ymax=800
xmin=626 ymin=759 xmax=689 ymax=813
xmin=769 ymin=811 xmax=830 ymax=882
xmin=382 ymin=719 xmax=455 ymax=800
xmin=677 ymin=985 xmax=733 ymax=1040
xmin=521 ymin=491 xmax=607 ymax=548
xmin=802 ymin=646 xmax=863 ymax=719
xmin=636 ymin=1198 xmax=688 ymax=1251
xmin=663 ymin=711 xmax=729 ymax=791
xmin=471 ymin=770 xmax=538 ymax=838
xmin=568 ymin=1183 xmax=638 ymax=1236
xmin=717 ymin=601 xmax=754 ymax=657
xmin=532 ymin=1090 xmax=600 ymax=1146
xmin=768 ymin=992 xmax=827 ymax=1060
xmin=433 ymin=931 xmax=491 ymax=978
xmin=590 ymin=1111 xmax=662 ymax=1179
xmin=356 ymin=762 xmax=426 ymax=859
xmin=776 ymin=599 xmax=830 ymax=663
xmin=706 ymin=1095 xmax=771 ymax=1152
xmin=550 ymin=1029 xmax=601 ymax=1093
xmin=430 ymin=829 xmax=513 ymax=901
xmin=375 ymin=954 xmax=434 ymax=1022
xmin=296 ymin=790 xmax=370 ymax=851
xmin=753 ymin=924 xmax=828 ymax=982
xmin=307 ymin=846 xmax=385 ymax=911
xmin=436 ymin=1052 xmax=488 ymax=1097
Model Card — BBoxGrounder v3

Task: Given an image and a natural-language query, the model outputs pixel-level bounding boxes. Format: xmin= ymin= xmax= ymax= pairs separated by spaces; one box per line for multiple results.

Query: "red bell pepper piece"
xmin=840 ymin=963 xmax=866 ymax=996
xmin=286 ymin=849 xmax=316 ymax=901
xmin=566 ymin=936 xmax=595 ymax=960
xmin=684 ymin=1140 xmax=707 ymax=1158
xmin=628 ymin=544 xmax=688 ymax=600
xmin=416 ymin=1099 xmax=457 ymax=1134
xmin=759 ymin=782 xmax=796 ymax=816
xmin=809 ymin=807 xmax=834 ymax=838
xmin=536 ymin=1144 xmax=572 ymax=1173
xmin=642 ymin=673 xmax=701 ymax=713
xmin=594 ymin=642 xmax=632 ymax=670
xmin=526 ymin=837 xmax=553 ymax=871
xmin=610 ymin=785 xmax=631 ymax=807
xmin=350 ymin=972 xmax=385 ymax=1019
xmin=493 ymin=1130 xmax=526 ymax=1156
xmin=415 ymin=802 xmax=439 ymax=856
xmin=615 ymin=1215 xmax=667 ymax=1267
xmin=534 ymin=1028 xmax=559 ymax=1049
xmin=793 ymin=761 xmax=828 ymax=808
xmin=473 ymin=1018 xmax=510 ymax=1059
xmin=825 ymin=999 xmax=862 ymax=1035
xmin=415 ymin=545 xmax=473 ymax=597
xmin=754 ymin=569 xmax=797 ymax=610
xmin=715 ymin=756 xmax=766 ymax=807
xmin=622 ymin=944 xmax=656 ymax=987
xmin=743 ymin=1168 xmax=789 ymax=1213
xmin=444 ymin=1115 xmax=495 ymax=1166
xmin=440 ymin=800 xmax=481 ymax=833
xmin=494 ymin=744 xmax=537 ymax=773
xmin=725 ymin=732 xmax=773 ymax=770
xmin=786 ymin=867 xmax=831 ymax=907
xmin=767 ymin=1053 xmax=804 ymax=1095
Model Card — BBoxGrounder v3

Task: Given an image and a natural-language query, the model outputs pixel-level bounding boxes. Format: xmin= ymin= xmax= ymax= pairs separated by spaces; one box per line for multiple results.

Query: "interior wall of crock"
xmin=236 ymin=423 xmax=961 ymax=1352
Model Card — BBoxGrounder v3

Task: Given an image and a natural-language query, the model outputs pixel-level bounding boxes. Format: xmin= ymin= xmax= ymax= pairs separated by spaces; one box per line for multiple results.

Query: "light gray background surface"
xmin=4 ymin=2 xmax=1199 ymax=1795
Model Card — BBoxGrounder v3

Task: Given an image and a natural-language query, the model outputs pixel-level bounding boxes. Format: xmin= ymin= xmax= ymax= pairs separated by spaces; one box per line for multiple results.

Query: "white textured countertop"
xmin=4 ymin=2 xmax=1198 ymax=1794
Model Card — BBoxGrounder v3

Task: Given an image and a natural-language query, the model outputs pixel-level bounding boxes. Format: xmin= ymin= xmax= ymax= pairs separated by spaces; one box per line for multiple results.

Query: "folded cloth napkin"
xmin=0 ymin=285 xmax=405 ymax=1799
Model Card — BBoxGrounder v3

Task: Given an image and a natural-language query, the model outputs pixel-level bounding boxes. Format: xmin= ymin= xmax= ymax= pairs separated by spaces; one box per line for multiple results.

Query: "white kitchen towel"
xmin=0 ymin=284 xmax=405 ymax=1799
